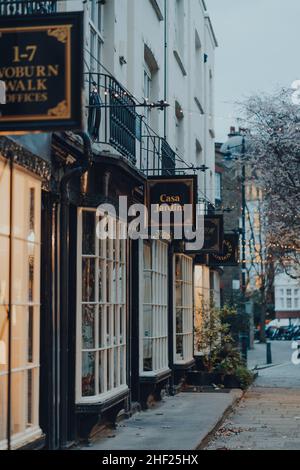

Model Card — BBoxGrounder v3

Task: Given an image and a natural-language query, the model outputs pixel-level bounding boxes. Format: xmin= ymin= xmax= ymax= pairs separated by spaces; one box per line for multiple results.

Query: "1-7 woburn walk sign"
xmin=0 ymin=12 xmax=83 ymax=134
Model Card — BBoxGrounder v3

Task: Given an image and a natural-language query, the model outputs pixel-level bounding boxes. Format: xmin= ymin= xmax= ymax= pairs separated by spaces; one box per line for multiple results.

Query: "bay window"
xmin=174 ymin=255 xmax=193 ymax=364
xmin=0 ymin=157 xmax=42 ymax=449
xmin=77 ymin=209 xmax=127 ymax=403
xmin=140 ymin=240 xmax=169 ymax=375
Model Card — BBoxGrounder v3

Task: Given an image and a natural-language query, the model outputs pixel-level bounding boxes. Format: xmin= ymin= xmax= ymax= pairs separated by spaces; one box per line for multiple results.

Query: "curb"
xmin=195 ymin=390 xmax=244 ymax=450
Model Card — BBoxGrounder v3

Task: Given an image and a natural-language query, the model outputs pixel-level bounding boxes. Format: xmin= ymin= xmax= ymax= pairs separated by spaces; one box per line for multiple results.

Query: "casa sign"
xmin=0 ymin=12 xmax=83 ymax=134
xmin=146 ymin=175 xmax=197 ymax=229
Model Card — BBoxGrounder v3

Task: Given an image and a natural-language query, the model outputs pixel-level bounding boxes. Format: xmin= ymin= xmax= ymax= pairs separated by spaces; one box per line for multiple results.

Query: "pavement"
xmin=80 ymin=390 xmax=242 ymax=451
xmin=206 ymin=341 xmax=300 ymax=450
xmin=247 ymin=340 xmax=293 ymax=370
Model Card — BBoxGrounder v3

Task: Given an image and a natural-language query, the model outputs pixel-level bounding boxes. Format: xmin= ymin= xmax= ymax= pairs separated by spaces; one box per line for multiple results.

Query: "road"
xmin=206 ymin=341 xmax=300 ymax=450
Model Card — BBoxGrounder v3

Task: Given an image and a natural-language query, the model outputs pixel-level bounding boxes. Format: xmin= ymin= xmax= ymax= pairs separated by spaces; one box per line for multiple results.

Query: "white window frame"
xmin=76 ymin=209 xmax=128 ymax=404
xmin=139 ymin=240 xmax=169 ymax=377
xmin=0 ymin=159 xmax=42 ymax=449
xmin=89 ymin=0 xmax=104 ymax=73
xmin=173 ymin=254 xmax=193 ymax=364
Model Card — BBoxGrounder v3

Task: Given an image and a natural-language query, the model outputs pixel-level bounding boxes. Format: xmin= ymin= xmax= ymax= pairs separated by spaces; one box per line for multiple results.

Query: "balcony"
xmin=86 ymin=72 xmax=138 ymax=165
xmin=140 ymin=134 xmax=176 ymax=176
xmin=0 ymin=0 xmax=57 ymax=15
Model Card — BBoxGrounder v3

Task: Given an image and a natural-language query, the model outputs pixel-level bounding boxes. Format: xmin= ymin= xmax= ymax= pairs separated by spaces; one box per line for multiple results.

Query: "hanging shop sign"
xmin=195 ymin=232 xmax=239 ymax=266
xmin=201 ymin=214 xmax=224 ymax=253
xmin=209 ymin=233 xmax=240 ymax=266
xmin=0 ymin=12 xmax=83 ymax=134
xmin=146 ymin=175 xmax=197 ymax=229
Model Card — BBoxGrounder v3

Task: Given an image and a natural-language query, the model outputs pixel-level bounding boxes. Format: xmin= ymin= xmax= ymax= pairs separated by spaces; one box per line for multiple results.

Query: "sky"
xmin=206 ymin=0 xmax=300 ymax=142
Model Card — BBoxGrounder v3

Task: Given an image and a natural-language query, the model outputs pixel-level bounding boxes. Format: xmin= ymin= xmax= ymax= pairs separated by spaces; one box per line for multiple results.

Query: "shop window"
xmin=77 ymin=209 xmax=127 ymax=403
xmin=0 ymin=157 xmax=41 ymax=449
xmin=174 ymin=255 xmax=193 ymax=364
xmin=140 ymin=241 xmax=169 ymax=375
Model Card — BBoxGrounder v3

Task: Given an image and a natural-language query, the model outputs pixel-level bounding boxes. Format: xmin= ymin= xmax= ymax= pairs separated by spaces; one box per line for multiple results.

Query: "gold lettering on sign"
xmin=160 ymin=194 xmax=181 ymax=203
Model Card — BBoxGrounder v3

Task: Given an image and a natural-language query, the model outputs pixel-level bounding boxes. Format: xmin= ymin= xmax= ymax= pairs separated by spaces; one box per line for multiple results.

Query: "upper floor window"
xmin=89 ymin=0 xmax=104 ymax=73
xmin=175 ymin=0 xmax=184 ymax=57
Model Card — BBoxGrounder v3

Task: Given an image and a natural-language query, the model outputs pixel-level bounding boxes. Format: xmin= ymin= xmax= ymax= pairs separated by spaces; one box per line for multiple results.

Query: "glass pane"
xmin=82 ymin=352 xmax=95 ymax=397
xmin=0 ymin=235 xmax=9 ymax=306
xmin=99 ymin=260 xmax=104 ymax=302
xmin=106 ymin=307 xmax=112 ymax=346
xmin=120 ymin=306 xmax=125 ymax=345
xmin=0 ymin=374 xmax=7 ymax=441
xmin=82 ymin=211 xmax=96 ymax=255
xmin=144 ymin=271 xmax=152 ymax=304
xmin=82 ymin=305 xmax=95 ymax=349
xmin=143 ymin=304 xmax=152 ymax=339
xmin=27 ymin=369 xmax=33 ymax=426
xmin=0 ymin=306 xmax=8 ymax=374
xmin=99 ymin=351 xmax=104 ymax=394
xmin=114 ymin=347 xmax=118 ymax=388
xmin=12 ymin=306 xmax=27 ymax=369
xmin=28 ymin=306 xmax=33 ymax=363
xmin=12 ymin=371 xmax=25 ymax=435
xmin=176 ymin=308 xmax=183 ymax=334
xmin=143 ymin=339 xmax=152 ymax=371
xmin=143 ymin=243 xmax=151 ymax=270
xmin=176 ymin=336 xmax=183 ymax=358
xmin=120 ymin=346 xmax=125 ymax=384
xmin=82 ymin=258 xmax=95 ymax=302
xmin=98 ymin=306 xmax=104 ymax=348
xmin=106 ymin=263 xmax=111 ymax=303
xmin=176 ymin=281 xmax=182 ymax=306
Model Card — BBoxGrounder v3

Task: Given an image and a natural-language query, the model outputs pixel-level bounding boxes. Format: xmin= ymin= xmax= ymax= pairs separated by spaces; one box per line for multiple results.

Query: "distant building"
xmin=275 ymin=270 xmax=300 ymax=321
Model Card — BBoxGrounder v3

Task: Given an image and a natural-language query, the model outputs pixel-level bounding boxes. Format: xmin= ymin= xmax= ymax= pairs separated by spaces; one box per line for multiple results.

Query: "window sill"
xmin=173 ymin=358 xmax=195 ymax=370
xmin=139 ymin=368 xmax=171 ymax=384
xmin=75 ymin=385 xmax=129 ymax=414
xmin=0 ymin=426 xmax=43 ymax=451
xmin=173 ymin=50 xmax=187 ymax=77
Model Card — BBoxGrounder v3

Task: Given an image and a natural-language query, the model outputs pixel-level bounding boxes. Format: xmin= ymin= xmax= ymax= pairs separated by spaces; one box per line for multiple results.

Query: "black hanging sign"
xmin=0 ymin=12 xmax=83 ymax=134
xmin=209 ymin=233 xmax=240 ymax=266
xmin=146 ymin=175 xmax=197 ymax=229
xmin=201 ymin=214 xmax=224 ymax=253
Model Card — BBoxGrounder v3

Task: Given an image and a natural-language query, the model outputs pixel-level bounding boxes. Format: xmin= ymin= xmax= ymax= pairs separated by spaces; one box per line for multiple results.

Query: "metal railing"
xmin=86 ymin=72 xmax=137 ymax=165
xmin=0 ymin=0 xmax=57 ymax=15
xmin=140 ymin=133 xmax=176 ymax=176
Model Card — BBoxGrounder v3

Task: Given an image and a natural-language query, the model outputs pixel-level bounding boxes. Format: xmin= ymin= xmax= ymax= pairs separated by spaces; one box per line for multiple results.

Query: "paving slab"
xmin=80 ymin=390 xmax=242 ymax=451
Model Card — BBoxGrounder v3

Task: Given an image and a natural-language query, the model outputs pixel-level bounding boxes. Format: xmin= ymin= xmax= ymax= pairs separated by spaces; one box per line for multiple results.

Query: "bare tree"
xmin=241 ymin=89 xmax=300 ymax=280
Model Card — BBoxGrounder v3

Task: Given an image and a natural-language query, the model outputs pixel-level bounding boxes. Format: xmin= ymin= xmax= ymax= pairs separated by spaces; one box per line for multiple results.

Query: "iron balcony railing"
xmin=0 ymin=0 xmax=57 ymax=15
xmin=86 ymin=72 xmax=138 ymax=165
xmin=140 ymin=133 xmax=176 ymax=176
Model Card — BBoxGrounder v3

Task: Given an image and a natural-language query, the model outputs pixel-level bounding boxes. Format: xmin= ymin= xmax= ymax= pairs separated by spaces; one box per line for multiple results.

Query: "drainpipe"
xmin=164 ymin=0 xmax=168 ymax=140
xmin=59 ymin=132 xmax=92 ymax=449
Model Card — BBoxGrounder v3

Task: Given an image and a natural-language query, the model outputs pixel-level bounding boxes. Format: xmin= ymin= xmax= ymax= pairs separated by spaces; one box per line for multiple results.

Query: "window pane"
xmin=143 ymin=339 xmax=152 ymax=372
xmin=176 ymin=308 xmax=183 ymax=334
xmin=82 ymin=211 xmax=96 ymax=255
xmin=82 ymin=305 xmax=95 ymax=349
xmin=82 ymin=258 xmax=95 ymax=302
xmin=82 ymin=352 xmax=95 ymax=397
xmin=12 ymin=371 xmax=26 ymax=435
